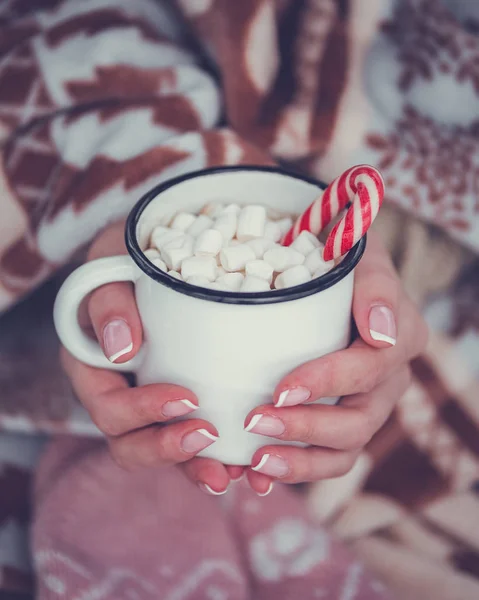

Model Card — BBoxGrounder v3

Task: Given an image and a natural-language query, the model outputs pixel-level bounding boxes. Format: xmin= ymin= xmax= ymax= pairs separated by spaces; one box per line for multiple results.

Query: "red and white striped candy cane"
xmin=282 ymin=165 xmax=385 ymax=261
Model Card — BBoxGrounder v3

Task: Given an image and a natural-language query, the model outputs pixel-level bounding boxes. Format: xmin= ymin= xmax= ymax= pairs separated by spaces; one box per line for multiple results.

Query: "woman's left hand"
xmin=245 ymin=232 xmax=428 ymax=493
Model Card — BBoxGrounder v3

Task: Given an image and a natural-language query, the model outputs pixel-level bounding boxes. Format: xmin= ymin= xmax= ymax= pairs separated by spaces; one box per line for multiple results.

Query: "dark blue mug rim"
xmin=125 ymin=165 xmax=366 ymax=305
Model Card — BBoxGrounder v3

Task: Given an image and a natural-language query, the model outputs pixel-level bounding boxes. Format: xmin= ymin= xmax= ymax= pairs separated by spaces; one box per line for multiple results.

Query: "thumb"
xmin=352 ymin=232 xmax=399 ymax=348
xmin=86 ymin=222 xmax=143 ymax=363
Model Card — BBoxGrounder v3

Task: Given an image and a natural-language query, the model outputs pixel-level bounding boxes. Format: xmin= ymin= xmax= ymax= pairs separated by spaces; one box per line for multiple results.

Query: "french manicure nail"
xmin=369 ymin=305 xmax=397 ymax=346
xmin=244 ymin=414 xmax=285 ymax=436
xmin=181 ymin=429 xmax=218 ymax=454
xmin=276 ymin=387 xmax=311 ymax=407
xmin=257 ymin=482 xmax=274 ymax=497
xmin=252 ymin=454 xmax=289 ymax=478
xmin=162 ymin=399 xmax=198 ymax=418
xmin=198 ymin=482 xmax=228 ymax=496
xmin=103 ymin=319 xmax=133 ymax=363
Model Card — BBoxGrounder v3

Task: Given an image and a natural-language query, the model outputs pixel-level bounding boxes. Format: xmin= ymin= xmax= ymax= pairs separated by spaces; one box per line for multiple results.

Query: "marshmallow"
xmin=217 ymin=272 xmax=244 ymax=291
xmin=160 ymin=234 xmax=194 ymax=270
xmin=311 ymin=267 xmax=332 ymax=279
xmin=170 ymin=212 xmax=197 ymax=231
xmin=241 ymin=275 xmax=271 ymax=292
xmin=245 ymin=259 xmax=274 ymax=283
xmin=207 ymin=280 xmax=230 ymax=291
xmin=201 ymin=202 xmax=224 ymax=218
xmin=220 ymin=203 xmax=241 ymax=215
xmin=194 ymin=229 xmax=223 ymax=257
xmin=186 ymin=275 xmax=212 ymax=288
xmin=167 ymin=270 xmax=183 ymax=280
xmin=187 ymin=215 xmax=214 ymax=238
xmin=266 ymin=208 xmax=284 ymax=220
xmin=276 ymin=217 xmax=293 ymax=236
xmin=246 ymin=237 xmax=276 ymax=258
xmin=236 ymin=205 xmax=267 ymax=241
xmin=304 ymin=247 xmax=334 ymax=275
xmin=151 ymin=226 xmax=184 ymax=250
xmin=151 ymin=257 xmax=167 ymax=271
xmin=263 ymin=246 xmax=305 ymax=272
xmin=290 ymin=230 xmax=321 ymax=255
xmin=275 ymin=265 xmax=312 ymax=289
xmin=181 ymin=256 xmax=217 ymax=281
xmin=213 ymin=213 xmax=237 ymax=241
xmin=216 ymin=266 xmax=227 ymax=277
xmin=220 ymin=244 xmax=255 ymax=272
xmin=264 ymin=221 xmax=282 ymax=242
xmin=143 ymin=248 xmax=161 ymax=261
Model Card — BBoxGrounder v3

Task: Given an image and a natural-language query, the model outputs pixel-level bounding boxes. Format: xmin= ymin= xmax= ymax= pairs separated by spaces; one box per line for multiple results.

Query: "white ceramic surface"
xmin=54 ymin=167 xmax=364 ymax=464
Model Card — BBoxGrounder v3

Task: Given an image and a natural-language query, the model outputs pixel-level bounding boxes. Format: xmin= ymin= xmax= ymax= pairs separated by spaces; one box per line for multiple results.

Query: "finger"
xmin=353 ymin=232 xmax=400 ymax=348
xmin=109 ymin=421 xmax=219 ymax=470
xmin=88 ymin=284 xmax=142 ymax=364
xmin=226 ymin=465 xmax=245 ymax=481
xmin=61 ymin=345 xmax=128 ymax=397
xmin=62 ymin=349 xmax=199 ymax=436
xmin=183 ymin=458 xmax=231 ymax=495
xmin=249 ymin=447 xmax=360 ymax=484
xmin=274 ymin=295 xmax=425 ymax=404
xmin=246 ymin=469 xmax=275 ymax=496
xmin=247 ymin=368 xmax=410 ymax=450
xmin=86 ymin=221 xmax=142 ymax=364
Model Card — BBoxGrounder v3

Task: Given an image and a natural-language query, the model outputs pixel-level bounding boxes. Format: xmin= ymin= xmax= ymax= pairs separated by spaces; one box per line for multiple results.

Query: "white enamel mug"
xmin=54 ymin=166 xmax=365 ymax=465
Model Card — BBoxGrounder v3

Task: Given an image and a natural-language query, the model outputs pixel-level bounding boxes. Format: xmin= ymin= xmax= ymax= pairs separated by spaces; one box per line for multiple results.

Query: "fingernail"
xmin=181 ymin=429 xmax=218 ymax=454
xmin=244 ymin=414 xmax=285 ymax=436
xmin=252 ymin=454 xmax=289 ymax=478
xmin=369 ymin=305 xmax=397 ymax=346
xmin=198 ymin=482 xmax=228 ymax=496
xmin=276 ymin=387 xmax=311 ymax=407
xmin=257 ymin=482 xmax=274 ymax=497
xmin=162 ymin=399 xmax=198 ymax=418
xmin=103 ymin=319 xmax=133 ymax=363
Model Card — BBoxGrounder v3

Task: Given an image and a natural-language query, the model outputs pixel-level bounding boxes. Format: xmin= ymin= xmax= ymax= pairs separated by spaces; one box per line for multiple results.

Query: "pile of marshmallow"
xmin=144 ymin=203 xmax=335 ymax=292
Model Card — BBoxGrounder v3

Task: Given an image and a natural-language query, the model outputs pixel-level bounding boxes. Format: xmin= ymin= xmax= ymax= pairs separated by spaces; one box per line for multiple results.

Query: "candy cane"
xmin=282 ymin=165 xmax=385 ymax=261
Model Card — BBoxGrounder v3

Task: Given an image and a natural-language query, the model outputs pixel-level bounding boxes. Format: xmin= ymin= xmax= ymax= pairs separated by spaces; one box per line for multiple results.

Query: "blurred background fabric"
xmin=0 ymin=0 xmax=479 ymax=598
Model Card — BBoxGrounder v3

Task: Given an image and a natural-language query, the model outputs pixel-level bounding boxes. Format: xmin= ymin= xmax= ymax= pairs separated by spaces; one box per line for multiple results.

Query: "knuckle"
xmin=109 ymin=442 xmax=135 ymax=472
xmin=320 ymin=354 xmax=340 ymax=392
xmin=88 ymin=401 xmax=121 ymax=437
xmin=332 ymin=454 xmax=357 ymax=478
xmin=87 ymin=288 xmax=106 ymax=320
xmin=297 ymin=417 xmax=318 ymax=444
xmin=297 ymin=452 xmax=318 ymax=483
xmin=153 ymin=429 xmax=174 ymax=463
xmin=345 ymin=413 xmax=375 ymax=450
xmin=358 ymin=361 xmax=382 ymax=394
xmin=131 ymin=393 xmax=154 ymax=424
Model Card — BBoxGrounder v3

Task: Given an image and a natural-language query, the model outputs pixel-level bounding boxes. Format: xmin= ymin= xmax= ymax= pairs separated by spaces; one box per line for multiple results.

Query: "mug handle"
xmin=54 ymin=255 xmax=144 ymax=372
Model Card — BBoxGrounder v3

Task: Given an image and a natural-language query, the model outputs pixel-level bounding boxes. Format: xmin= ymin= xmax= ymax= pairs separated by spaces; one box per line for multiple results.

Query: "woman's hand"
xmin=245 ymin=232 xmax=428 ymax=493
xmin=61 ymin=222 xmax=426 ymax=497
xmin=60 ymin=222 xmax=237 ymax=495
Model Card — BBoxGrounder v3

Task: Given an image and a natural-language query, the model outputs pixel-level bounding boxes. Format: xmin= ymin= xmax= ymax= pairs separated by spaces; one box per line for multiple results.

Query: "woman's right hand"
xmin=60 ymin=221 xmax=245 ymax=495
